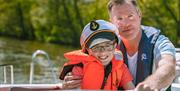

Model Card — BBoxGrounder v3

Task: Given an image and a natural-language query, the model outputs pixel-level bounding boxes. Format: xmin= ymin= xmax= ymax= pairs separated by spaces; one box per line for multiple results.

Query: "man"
xmin=61 ymin=0 xmax=176 ymax=90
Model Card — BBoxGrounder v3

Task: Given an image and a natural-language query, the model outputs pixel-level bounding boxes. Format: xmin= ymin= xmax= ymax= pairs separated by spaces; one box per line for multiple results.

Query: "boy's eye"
xmin=105 ymin=45 xmax=112 ymax=48
xmin=91 ymin=44 xmax=114 ymax=53
xmin=93 ymin=46 xmax=100 ymax=50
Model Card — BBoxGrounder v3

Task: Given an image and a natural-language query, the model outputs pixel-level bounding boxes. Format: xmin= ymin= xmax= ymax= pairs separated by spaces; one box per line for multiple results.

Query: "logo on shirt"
xmin=141 ymin=53 xmax=147 ymax=61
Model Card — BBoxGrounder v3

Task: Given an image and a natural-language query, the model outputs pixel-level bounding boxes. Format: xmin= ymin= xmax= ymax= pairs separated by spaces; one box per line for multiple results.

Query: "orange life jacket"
xmin=59 ymin=49 xmax=125 ymax=90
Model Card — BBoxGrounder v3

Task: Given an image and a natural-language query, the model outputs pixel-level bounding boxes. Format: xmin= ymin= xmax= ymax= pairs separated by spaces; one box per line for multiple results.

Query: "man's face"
xmin=109 ymin=3 xmax=141 ymax=40
xmin=87 ymin=41 xmax=116 ymax=66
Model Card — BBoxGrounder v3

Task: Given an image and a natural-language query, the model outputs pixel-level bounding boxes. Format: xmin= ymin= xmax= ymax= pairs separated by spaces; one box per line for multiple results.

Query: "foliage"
xmin=138 ymin=0 xmax=180 ymax=46
xmin=0 ymin=0 xmax=179 ymax=47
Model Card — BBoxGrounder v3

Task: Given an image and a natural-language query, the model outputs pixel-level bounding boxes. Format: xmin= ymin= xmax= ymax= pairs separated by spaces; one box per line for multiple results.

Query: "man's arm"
xmin=136 ymin=54 xmax=176 ymax=90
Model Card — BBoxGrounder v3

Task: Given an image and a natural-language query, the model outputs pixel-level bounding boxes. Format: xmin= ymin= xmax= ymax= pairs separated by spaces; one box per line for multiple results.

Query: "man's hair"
xmin=107 ymin=0 xmax=138 ymax=12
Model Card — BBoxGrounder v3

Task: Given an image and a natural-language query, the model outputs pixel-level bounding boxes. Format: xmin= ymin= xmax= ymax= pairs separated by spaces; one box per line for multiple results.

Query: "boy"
xmin=59 ymin=20 xmax=135 ymax=90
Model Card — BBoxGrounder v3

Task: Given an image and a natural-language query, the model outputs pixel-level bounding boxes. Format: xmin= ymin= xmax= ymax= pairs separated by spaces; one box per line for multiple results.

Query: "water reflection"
xmin=0 ymin=37 xmax=77 ymax=84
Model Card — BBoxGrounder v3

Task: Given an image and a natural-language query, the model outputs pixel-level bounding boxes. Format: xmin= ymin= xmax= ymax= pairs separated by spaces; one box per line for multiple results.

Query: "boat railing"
xmin=29 ymin=50 xmax=57 ymax=84
xmin=0 ymin=64 xmax=14 ymax=84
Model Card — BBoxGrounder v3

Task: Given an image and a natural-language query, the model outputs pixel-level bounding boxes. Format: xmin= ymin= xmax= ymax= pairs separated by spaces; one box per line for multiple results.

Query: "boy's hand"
xmin=62 ymin=72 xmax=82 ymax=89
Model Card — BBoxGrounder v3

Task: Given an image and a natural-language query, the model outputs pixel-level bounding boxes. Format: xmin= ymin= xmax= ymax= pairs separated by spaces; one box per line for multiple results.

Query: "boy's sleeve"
xmin=72 ymin=66 xmax=83 ymax=76
xmin=119 ymin=64 xmax=133 ymax=87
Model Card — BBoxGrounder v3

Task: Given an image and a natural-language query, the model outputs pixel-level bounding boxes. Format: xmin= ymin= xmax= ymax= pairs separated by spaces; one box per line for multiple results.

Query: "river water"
xmin=0 ymin=37 xmax=77 ymax=84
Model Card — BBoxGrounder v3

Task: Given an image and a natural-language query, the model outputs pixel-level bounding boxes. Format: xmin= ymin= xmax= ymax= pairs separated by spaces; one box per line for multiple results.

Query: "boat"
xmin=1 ymin=49 xmax=180 ymax=91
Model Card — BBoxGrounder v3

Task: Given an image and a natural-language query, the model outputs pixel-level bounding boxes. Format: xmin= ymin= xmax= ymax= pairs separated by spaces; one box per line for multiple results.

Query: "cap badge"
xmin=90 ymin=21 xmax=99 ymax=31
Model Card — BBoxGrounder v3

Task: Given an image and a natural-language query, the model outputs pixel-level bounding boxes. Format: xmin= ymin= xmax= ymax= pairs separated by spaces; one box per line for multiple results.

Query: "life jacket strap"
xmin=101 ymin=62 xmax=112 ymax=89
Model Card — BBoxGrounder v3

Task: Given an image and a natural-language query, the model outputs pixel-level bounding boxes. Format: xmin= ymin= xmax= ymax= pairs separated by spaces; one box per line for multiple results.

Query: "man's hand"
xmin=135 ymin=54 xmax=176 ymax=90
xmin=62 ymin=72 xmax=82 ymax=89
xmin=135 ymin=82 xmax=159 ymax=91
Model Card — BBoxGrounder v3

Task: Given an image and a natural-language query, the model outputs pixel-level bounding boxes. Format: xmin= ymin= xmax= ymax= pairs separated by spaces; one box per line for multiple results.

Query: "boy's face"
xmin=87 ymin=41 xmax=116 ymax=66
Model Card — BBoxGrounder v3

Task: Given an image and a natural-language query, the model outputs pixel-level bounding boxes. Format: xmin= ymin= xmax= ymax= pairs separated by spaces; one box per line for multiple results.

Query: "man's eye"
xmin=117 ymin=17 xmax=123 ymax=20
xmin=128 ymin=14 xmax=134 ymax=20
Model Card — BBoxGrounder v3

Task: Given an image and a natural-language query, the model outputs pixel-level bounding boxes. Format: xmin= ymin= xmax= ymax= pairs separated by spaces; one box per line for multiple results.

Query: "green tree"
xmin=0 ymin=0 xmax=35 ymax=39
xmin=138 ymin=0 xmax=180 ymax=46
xmin=0 ymin=0 xmax=178 ymax=47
